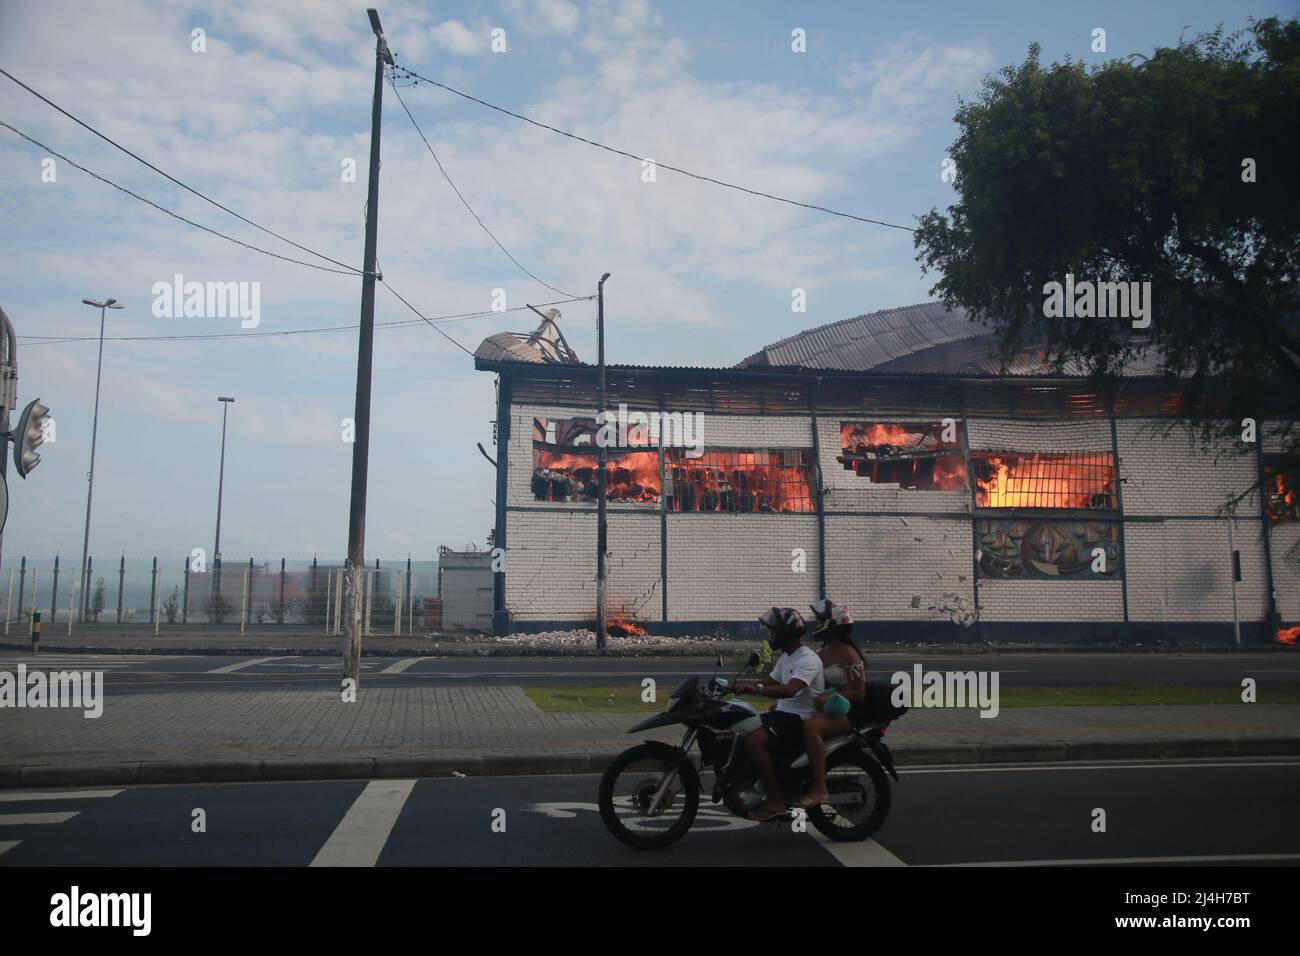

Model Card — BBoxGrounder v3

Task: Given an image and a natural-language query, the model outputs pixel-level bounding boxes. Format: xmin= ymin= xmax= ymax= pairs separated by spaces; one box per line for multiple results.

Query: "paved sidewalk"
xmin=2 ymin=685 xmax=1297 ymax=788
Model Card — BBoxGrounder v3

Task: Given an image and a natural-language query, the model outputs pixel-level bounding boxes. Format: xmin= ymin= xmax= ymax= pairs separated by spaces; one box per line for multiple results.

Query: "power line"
xmin=16 ymin=297 xmax=592 ymax=347
xmin=391 ymin=64 xmax=917 ymax=233
xmin=0 ymin=121 xmax=361 ymax=276
xmin=388 ymin=75 xmax=581 ymax=299
xmin=0 ymin=67 xmax=369 ymax=275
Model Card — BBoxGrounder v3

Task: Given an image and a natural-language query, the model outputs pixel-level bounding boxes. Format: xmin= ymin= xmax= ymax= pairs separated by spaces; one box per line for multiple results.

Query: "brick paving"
xmin=2 ymin=685 xmax=1297 ymax=769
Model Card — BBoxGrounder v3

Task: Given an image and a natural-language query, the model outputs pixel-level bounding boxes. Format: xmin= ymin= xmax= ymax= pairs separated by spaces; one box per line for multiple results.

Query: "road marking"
xmin=379 ymin=658 xmax=426 ymax=675
xmin=0 ymin=790 xmax=121 ymax=803
xmin=0 ymin=840 xmax=19 ymax=858
xmin=899 ymin=759 xmax=1300 ymax=775
xmin=0 ymin=812 xmax=79 ymax=825
xmin=311 ymin=780 xmax=415 ymax=868
xmin=808 ymin=831 xmax=907 ymax=866
xmin=206 ymin=657 xmax=286 ymax=674
xmin=941 ymin=852 xmax=1300 ymax=867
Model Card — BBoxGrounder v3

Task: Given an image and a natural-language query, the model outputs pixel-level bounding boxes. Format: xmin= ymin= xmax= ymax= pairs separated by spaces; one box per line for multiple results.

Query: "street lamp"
xmin=211 ymin=396 xmax=235 ymax=621
xmin=78 ymin=297 xmax=122 ymax=620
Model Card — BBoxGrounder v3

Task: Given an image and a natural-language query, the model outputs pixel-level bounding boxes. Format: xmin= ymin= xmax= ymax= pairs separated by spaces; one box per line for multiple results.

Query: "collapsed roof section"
xmin=474 ymin=307 xmax=580 ymax=365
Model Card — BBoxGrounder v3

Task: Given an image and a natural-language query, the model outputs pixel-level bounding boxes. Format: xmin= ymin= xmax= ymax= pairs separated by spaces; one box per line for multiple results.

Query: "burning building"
xmin=474 ymin=302 xmax=1297 ymax=644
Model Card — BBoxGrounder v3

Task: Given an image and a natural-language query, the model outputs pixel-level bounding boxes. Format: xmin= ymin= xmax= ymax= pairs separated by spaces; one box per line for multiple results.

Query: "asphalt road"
xmin=0 ymin=651 xmax=1297 ymax=696
xmin=2 ymin=758 xmax=1298 ymax=866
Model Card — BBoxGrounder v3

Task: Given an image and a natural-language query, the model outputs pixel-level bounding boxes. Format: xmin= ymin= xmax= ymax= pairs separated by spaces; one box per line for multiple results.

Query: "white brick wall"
xmin=1115 ymin=419 xmax=1259 ymax=516
xmin=665 ymin=513 xmax=818 ymax=620
xmin=1269 ymin=523 xmax=1300 ymax=620
xmin=977 ymin=579 xmax=1125 ymax=622
xmin=967 ymin=419 xmax=1113 ymax=452
xmin=824 ymin=515 xmax=974 ymax=625
xmin=1122 ymin=518 xmax=1270 ymax=622
xmin=504 ymin=510 xmax=661 ymax=622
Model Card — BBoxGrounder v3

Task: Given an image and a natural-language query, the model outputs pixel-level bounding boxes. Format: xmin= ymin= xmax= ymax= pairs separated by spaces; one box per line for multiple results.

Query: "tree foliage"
xmin=915 ymin=17 xmax=1299 ymax=475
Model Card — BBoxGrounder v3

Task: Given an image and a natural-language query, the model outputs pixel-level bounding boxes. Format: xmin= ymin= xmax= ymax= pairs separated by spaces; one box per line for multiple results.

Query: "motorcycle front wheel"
xmin=807 ymin=749 xmax=891 ymax=842
xmin=598 ymin=741 xmax=700 ymax=850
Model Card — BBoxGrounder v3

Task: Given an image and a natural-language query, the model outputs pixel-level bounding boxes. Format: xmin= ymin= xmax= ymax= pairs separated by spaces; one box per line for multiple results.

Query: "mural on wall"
xmin=976 ymin=518 xmax=1123 ymax=580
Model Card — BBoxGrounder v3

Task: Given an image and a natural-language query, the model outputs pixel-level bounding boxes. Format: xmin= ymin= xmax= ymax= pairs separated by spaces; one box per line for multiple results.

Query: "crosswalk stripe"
xmin=311 ymin=780 xmax=415 ymax=868
xmin=379 ymin=658 xmax=425 ymax=675
xmin=0 ymin=840 xmax=19 ymax=858
xmin=206 ymin=657 xmax=285 ymax=674
xmin=0 ymin=790 xmax=121 ymax=803
xmin=808 ymin=831 xmax=907 ymax=867
xmin=0 ymin=812 xmax=79 ymax=825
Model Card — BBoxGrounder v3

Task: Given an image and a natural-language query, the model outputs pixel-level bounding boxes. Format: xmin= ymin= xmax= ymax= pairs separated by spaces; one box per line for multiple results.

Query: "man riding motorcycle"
xmin=733 ymin=606 xmax=825 ymax=821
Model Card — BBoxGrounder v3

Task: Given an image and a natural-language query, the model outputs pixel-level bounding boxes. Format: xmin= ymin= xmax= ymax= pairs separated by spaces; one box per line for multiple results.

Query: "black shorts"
xmin=760 ymin=710 xmax=806 ymax=755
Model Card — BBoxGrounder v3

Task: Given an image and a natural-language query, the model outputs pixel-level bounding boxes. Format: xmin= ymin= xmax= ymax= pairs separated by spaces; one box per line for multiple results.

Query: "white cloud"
xmin=429 ymin=19 xmax=483 ymax=56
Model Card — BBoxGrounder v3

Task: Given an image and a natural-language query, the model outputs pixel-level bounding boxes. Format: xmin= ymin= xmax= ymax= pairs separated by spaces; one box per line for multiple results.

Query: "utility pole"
xmin=342 ymin=8 xmax=393 ymax=687
xmin=78 ymin=297 xmax=121 ymax=619
xmin=595 ymin=273 xmax=611 ymax=651
xmin=212 ymin=395 xmax=235 ymax=616
xmin=0 ymin=305 xmax=16 ymax=573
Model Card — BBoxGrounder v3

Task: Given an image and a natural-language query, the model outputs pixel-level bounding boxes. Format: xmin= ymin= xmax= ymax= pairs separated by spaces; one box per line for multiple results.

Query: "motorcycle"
xmin=598 ymin=654 xmax=906 ymax=849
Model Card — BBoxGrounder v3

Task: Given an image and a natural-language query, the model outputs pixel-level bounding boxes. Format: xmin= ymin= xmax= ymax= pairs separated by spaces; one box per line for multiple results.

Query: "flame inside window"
xmin=1263 ymin=464 xmax=1298 ymax=522
xmin=664 ymin=449 xmax=815 ymax=513
xmin=839 ymin=422 xmax=967 ymax=492
xmin=532 ymin=450 xmax=662 ymax=504
xmin=972 ymin=452 xmax=1116 ymax=510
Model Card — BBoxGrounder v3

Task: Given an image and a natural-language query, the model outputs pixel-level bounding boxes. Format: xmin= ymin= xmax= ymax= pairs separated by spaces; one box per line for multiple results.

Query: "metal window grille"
xmin=664 ymin=449 xmax=816 ymax=514
xmin=971 ymin=451 xmax=1117 ymax=510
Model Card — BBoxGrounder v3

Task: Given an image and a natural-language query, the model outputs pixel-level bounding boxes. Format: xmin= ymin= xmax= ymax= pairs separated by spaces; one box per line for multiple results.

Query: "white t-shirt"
xmin=771 ymin=644 xmax=825 ymax=720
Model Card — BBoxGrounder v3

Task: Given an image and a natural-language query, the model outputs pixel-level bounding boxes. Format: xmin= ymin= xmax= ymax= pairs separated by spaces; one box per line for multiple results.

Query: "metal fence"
xmin=0 ymin=554 xmax=444 ymax=636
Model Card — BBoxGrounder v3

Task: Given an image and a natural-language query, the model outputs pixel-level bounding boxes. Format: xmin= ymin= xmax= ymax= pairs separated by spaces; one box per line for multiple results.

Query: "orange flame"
xmin=975 ymin=453 xmax=1114 ymax=509
xmin=608 ymin=615 xmax=648 ymax=637
xmin=1277 ymin=626 xmax=1300 ymax=646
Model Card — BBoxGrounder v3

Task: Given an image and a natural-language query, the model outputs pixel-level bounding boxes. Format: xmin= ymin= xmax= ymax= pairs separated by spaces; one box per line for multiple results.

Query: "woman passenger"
xmin=800 ymin=599 xmax=866 ymax=808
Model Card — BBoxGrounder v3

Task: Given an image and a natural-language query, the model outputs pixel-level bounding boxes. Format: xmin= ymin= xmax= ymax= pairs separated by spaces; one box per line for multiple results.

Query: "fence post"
xmin=29 ymin=567 xmax=38 ymax=633
xmin=364 ymin=568 xmax=374 ymax=637
xmin=50 ymin=555 xmax=60 ymax=624
xmin=324 ymin=570 xmax=332 ymax=634
xmin=334 ymin=568 xmax=343 ymax=636
xmin=155 ymin=569 xmax=162 ymax=637
xmin=182 ymin=556 xmax=190 ymax=624
xmin=393 ymin=568 xmax=401 ymax=636
xmin=240 ymin=566 xmax=249 ymax=636
xmin=279 ymin=557 xmax=286 ymax=624
xmin=148 ymin=556 xmax=158 ymax=625
xmin=84 ymin=556 xmax=93 ymax=621
xmin=18 ymin=555 xmax=26 ymax=622
xmin=116 ymin=554 xmax=125 ymax=623
xmin=247 ymin=557 xmax=254 ymax=626
xmin=68 ymin=567 xmax=77 ymax=636
xmin=4 ymin=566 xmax=13 ymax=635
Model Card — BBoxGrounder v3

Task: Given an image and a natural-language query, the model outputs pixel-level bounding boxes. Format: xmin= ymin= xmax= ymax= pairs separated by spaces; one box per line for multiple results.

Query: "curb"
xmin=2 ymin=737 xmax=1297 ymax=790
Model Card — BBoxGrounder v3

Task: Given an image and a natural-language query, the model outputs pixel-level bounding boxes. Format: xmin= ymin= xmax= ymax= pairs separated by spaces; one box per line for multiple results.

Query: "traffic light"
xmin=13 ymin=397 xmax=50 ymax=478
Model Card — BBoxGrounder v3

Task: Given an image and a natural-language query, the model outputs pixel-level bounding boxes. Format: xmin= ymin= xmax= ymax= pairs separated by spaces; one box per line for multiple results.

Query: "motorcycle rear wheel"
xmin=807 ymin=750 xmax=891 ymax=842
xmin=598 ymin=741 xmax=700 ymax=850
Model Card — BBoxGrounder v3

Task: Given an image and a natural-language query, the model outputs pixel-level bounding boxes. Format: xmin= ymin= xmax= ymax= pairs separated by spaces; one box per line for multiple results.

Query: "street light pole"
xmin=78 ymin=297 xmax=121 ymax=620
xmin=596 ymin=273 xmax=610 ymax=651
xmin=342 ymin=8 xmax=394 ymax=687
xmin=212 ymin=396 xmax=235 ymax=617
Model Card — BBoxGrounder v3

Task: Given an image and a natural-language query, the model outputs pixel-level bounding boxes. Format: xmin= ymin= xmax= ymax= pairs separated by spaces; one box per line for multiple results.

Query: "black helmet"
xmin=758 ymin=607 xmax=806 ymax=652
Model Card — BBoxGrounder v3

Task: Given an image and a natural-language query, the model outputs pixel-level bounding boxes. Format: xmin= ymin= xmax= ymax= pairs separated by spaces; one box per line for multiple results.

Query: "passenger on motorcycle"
xmin=800 ymin=599 xmax=867 ymax=809
xmin=733 ymin=606 xmax=826 ymax=821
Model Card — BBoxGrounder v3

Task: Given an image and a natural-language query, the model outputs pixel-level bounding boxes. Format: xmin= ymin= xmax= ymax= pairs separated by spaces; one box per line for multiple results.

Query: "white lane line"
xmin=808 ymin=831 xmax=907 ymax=867
xmin=940 ymin=852 xmax=1300 ymax=867
xmin=0 ymin=790 xmax=121 ymax=803
xmin=379 ymin=658 xmax=425 ymax=675
xmin=310 ymin=780 xmax=416 ymax=868
xmin=0 ymin=841 xmax=19 ymax=858
xmin=0 ymin=812 xmax=79 ymax=825
xmin=899 ymin=759 xmax=1300 ymax=775
xmin=206 ymin=657 xmax=286 ymax=674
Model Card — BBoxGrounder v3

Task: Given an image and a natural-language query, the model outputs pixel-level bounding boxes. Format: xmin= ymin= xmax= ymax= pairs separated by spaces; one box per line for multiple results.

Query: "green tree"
xmin=91 ymin=578 xmax=106 ymax=622
xmin=163 ymin=585 xmax=180 ymax=624
xmin=914 ymin=17 xmax=1300 ymax=490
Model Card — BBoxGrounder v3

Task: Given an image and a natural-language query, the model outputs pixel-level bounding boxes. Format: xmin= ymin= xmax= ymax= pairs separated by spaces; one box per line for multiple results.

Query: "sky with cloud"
xmin=0 ymin=0 xmax=1278 ymax=569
